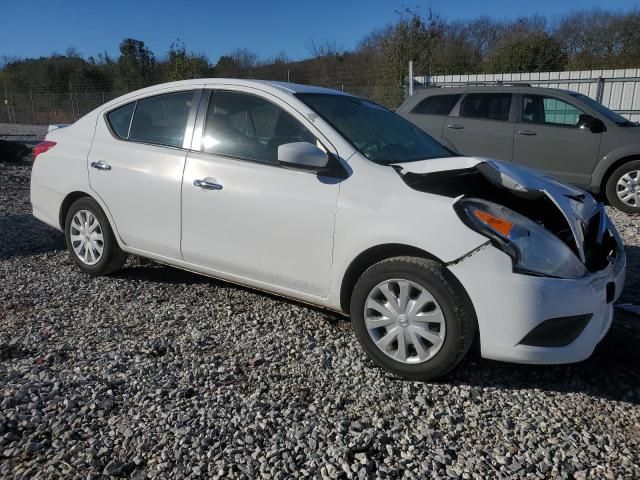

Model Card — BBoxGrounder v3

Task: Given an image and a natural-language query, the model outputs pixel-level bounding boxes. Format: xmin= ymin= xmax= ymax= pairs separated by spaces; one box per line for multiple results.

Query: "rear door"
xmin=88 ymin=89 xmax=200 ymax=259
xmin=401 ymin=93 xmax=462 ymax=141
xmin=442 ymin=92 xmax=515 ymax=161
xmin=512 ymin=93 xmax=601 ymax=186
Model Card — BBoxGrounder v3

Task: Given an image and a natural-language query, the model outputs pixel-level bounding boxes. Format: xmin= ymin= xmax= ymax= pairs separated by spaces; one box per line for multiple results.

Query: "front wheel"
xmin=605 ymin=160 xmax=640 ymax=214
xmin=350 ymin=256 xmax=476 ymax=381
xmin=64 ymin=197 xmax=127 ymax=275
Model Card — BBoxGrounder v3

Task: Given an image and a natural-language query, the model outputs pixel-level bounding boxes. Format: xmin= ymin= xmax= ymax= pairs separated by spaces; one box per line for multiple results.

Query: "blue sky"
xmin=1 ymin=0 xmax=638 ymax=62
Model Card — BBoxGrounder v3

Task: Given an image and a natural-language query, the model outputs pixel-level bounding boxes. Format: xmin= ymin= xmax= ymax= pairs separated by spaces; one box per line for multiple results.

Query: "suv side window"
xmin=201 ymin=90 xmax=317 ymax=163
xmin=522 ymin=95 xmax=585 ymax=126
xmin=459 ymin=93 xmax=512 ymax=121
xmin=128 ymin=91 xmax=195 ymax=148
xmin=411 ymin=94 xmax=461 ymax=115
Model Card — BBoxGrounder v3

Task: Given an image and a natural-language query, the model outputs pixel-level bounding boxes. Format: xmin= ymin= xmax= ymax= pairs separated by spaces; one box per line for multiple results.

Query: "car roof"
xmin=397 ymin=85 xmax=579 ymax=112
xmin=411 ymin=85 xmax=577 ymax=96
xmin=97 ymin=78 xmax=352 ymax=113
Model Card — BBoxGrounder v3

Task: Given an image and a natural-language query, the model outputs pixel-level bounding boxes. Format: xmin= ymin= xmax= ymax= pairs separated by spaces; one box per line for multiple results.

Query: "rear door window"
xmin=129 ymin=91 xmax=195 ymax=148
xmin=411 ymin=94 xmax=461 ymax=115
xmin=459 ymin=93 xmax=512 ymax=121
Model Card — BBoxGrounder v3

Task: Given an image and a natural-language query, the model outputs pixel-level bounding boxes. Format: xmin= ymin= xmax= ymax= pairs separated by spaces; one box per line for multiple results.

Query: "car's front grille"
xmin=583 ymin=206 xmax=618 ymax=272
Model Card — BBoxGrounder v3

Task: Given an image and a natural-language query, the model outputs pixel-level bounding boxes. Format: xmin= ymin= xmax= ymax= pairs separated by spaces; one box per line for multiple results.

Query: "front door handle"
xmin=194 ymin=178 xmax=223 ymax=191
xmin=90 ymin=161 xmax=111 ymax=171
xmin=447 ymin=123 xmax=464 ymax=130
xmin=517 ymin=130 xmax=537 ymax=136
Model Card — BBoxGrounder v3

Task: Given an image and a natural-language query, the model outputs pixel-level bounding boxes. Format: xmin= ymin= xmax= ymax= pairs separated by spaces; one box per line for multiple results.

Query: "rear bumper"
xmin=448 ymin=243 xmax=625 ymax=364
xmin=30 ymin=173 xmax=64 ymax=231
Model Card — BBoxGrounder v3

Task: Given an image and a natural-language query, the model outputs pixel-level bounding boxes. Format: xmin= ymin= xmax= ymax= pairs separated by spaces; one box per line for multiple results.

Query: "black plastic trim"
xmin=519 ymin=314 xmax=592 ymax=347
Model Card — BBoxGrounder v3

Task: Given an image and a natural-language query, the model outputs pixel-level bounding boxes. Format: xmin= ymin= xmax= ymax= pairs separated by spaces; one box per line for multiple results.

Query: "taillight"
xmin=33 ymin=141 xmax=57 ymax=160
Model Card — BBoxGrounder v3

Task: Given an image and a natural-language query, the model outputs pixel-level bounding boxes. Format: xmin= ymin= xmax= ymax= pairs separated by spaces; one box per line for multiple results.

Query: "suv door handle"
xmin=90 ymin=161 xmax=111 ymax=171
xmin=447 ymin=123 xmax=464 ymax=130
xmin=194 ymin=178 xmax=223 ymax=191
xmin=517 ymin=130 xmax=537 ymax=136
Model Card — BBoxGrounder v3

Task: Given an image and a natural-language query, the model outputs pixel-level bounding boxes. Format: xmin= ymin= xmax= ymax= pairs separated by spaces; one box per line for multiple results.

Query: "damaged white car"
xmin=30 ymin=80 xmax=626 ymax=380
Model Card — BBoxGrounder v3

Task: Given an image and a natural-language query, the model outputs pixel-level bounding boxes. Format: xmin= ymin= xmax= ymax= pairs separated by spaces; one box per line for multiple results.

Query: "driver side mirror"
xmin=578 ymin=114 xmax=606 ymax=134
xmin=277 ymin=142 xmax=329 ymax=170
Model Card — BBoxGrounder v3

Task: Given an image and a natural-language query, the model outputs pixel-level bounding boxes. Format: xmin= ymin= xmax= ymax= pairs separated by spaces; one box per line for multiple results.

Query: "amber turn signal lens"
xmin=473 ymin=209 xmax=513 ymax=238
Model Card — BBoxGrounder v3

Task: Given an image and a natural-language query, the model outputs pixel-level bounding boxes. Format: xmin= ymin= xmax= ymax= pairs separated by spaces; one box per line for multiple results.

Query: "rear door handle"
xmin=447 ymin=123 xmax=464 ymax=130
xmin=517 ymin=130 xmax=537 ymax=136
xmin=194 ymin=178 xmax=223 ymax=191
xmin=90 ymin=161 xmax=111 ymax=171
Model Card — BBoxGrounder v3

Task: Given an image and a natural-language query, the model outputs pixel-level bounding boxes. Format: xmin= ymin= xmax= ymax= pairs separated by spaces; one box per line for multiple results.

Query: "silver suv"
xmin=398 ymin=85 xmax=640 ymax=213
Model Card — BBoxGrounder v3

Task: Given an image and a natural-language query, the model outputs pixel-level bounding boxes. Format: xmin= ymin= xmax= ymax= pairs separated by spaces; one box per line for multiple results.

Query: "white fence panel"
xmin=416 ymin=68 xmax=640 ymax=122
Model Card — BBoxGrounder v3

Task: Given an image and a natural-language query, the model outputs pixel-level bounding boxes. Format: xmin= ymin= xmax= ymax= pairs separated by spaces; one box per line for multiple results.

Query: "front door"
xmin=512 ymin=94 xmax=602 ymax=187
xmin=181 ymin=89 xmax=339 ymax=297
xmin=88 ymin=89 xmax=197 ymax=259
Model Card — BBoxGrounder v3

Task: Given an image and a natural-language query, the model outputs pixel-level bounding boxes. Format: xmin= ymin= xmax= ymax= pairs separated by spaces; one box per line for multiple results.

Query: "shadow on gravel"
xmin=446 ymin=311 xmax=640 ymax=404
xmin=0 ymin=214 xmax=64 ymax=260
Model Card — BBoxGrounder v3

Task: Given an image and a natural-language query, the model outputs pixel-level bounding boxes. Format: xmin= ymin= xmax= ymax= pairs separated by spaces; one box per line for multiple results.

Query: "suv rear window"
xmin=411 ymin=94 xmax=461 ymax=115
xmin=460 ymin=93 xmax=511 ymax=122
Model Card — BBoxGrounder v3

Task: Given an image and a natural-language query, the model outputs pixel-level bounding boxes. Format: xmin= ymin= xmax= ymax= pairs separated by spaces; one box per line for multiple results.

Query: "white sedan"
xmin=30 ymin=79 xmax=626 ymax=380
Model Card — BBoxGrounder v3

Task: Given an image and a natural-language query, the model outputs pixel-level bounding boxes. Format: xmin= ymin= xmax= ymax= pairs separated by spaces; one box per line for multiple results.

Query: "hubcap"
xmin=616 ymin=170 xmax=640 ymax=207
xmin=70 ymin=210 xmax=104 ymax=265
xmin=364 ymin=279 xmax=446 ymax=364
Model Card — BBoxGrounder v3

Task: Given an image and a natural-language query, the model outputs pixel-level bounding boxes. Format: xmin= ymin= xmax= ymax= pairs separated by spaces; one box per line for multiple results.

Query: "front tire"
xmin=605 ymin=160 xmax=640 ymax=214
xmin=350 ymin=256 xmax=476 ymax=381
xmin=64 ymin=197 xmax=127 ymax=275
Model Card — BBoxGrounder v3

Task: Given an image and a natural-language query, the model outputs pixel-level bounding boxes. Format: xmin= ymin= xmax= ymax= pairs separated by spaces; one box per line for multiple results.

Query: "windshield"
xmin=296 ymin=93 xmax=452 ymax=164
xmin=570 ymin=92 xmax=637 ymax=126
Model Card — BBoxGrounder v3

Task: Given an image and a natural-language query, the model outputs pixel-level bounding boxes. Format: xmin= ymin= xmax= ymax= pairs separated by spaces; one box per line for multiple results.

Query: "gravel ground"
xmin=1 ymin=127 xmax=639 ymax=479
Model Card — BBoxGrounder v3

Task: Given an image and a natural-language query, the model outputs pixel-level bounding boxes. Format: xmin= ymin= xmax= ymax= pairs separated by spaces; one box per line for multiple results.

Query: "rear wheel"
xmin=605 ymin=160 xmax=640 ymax=214
xmin=350 ymin=256 xmax=476 ymax=381
xmin=64 ymin=197 xmax=127 ymax=275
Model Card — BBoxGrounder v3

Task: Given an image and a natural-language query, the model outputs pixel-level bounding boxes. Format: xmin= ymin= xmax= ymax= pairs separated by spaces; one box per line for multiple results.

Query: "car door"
xmin=442 ymin=92 xmax=515 ymax=161
xmin=88 ymin=89 xmax=200 ymax=259
xmin=512 ymin=93 xmax=602 ymax=187
xmin=181 ymin=88 xmax=339 ymax=297
xmin=401 ymin=93 xmax=462 ymax=141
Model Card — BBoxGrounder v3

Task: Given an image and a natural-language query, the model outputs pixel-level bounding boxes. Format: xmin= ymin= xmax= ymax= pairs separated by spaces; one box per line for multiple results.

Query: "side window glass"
xmin=107 ymin=102 xmax=135 ymax=139
xmin=522 ymin=95 xmax=584 ymax=126
xmin=129 ymin=91 xmax=194 ymax=147
xmin=411 ymin=94 xmax=461 ymax=115
xmin=201 ymin=91 xmax=317 ymax=163
xmin=459 ymin=93 xmax=511 ymax=121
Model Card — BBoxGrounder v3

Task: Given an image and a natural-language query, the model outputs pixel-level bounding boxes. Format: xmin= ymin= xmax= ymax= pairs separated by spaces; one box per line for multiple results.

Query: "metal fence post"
xmin=53 ymin=93 xmax=57 ymax=124
xmin=3 ymin=81 xmax=10 ymax=124
xmin=596 ymin=76 xmax=605 ymax=103
xmin=408 ymin=60 xmax=414 ymax=97
xmin=30 ymin=91 xmax=35 ymax=123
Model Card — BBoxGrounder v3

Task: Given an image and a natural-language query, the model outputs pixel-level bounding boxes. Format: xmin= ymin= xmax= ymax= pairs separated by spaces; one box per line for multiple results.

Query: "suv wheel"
xmin=350 ymin=256 xmax=476 ymax=381
xmin=605 ymin=160 xmax=640 ymax=214
xmin=64 ymin=197 xmax=127 ymax=275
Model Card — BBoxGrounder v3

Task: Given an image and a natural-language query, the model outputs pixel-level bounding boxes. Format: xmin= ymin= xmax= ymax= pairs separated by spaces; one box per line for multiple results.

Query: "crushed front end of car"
xmin=393 ymin=157 xmax=626 ymax=364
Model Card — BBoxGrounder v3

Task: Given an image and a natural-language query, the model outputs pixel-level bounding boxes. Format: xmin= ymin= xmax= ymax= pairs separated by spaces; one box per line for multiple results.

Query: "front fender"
xmin=591 ymin=144 xmax=640 ymax=191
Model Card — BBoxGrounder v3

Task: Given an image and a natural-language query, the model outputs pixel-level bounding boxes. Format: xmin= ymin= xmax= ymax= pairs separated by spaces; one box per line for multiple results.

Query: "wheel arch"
xmin=598 ymin=154 xmax=640 ymax=196
xmin=59 ymin=191 xmax=93 ymax=230
xmin=339 ymin=243 xmax=443 ymax=314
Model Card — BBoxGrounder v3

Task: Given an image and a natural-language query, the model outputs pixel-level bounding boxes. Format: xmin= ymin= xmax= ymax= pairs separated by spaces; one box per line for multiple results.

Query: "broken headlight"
xmin=456 ymin=198 xmax=587 ymax=279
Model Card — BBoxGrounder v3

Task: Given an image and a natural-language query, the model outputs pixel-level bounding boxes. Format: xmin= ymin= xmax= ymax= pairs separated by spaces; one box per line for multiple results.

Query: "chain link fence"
xmin=1 ymin=68 xmax=407 ymax=125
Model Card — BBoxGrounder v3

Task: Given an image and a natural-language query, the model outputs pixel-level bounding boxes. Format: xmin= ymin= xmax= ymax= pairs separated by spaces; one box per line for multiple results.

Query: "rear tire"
xmin=350 ymin=256 xmax=476 ymax=381
xmin=64 ymin=197 xmax=127 ymax=275
xmin=605 ymin=160 xmax=640 ymax=214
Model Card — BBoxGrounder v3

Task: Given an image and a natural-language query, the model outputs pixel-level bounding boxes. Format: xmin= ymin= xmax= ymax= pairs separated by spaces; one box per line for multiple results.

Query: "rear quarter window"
xmin=411 ymin=94 xmax=461 ymax=115
xmin=106 ymin=102 xmax=135 ymax=138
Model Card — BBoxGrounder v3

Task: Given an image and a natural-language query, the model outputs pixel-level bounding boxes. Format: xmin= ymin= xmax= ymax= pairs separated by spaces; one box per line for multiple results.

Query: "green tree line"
xmin=1 ymin=7 xmax=639 ymax=108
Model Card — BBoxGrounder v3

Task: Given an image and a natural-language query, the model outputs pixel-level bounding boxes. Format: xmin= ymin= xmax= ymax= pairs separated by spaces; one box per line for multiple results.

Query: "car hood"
xmin=393 ymin=156 xmax=602 ymax=264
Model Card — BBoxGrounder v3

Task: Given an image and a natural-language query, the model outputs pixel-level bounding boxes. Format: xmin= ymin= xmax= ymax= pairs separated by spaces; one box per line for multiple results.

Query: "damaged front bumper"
xmin=448 ymin=238 xmax=625 ymax=364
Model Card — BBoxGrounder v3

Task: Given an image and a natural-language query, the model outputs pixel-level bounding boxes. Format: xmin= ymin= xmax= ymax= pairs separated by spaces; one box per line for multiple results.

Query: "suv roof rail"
xmin=463 ymin=81 xmax=532 ymax=87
